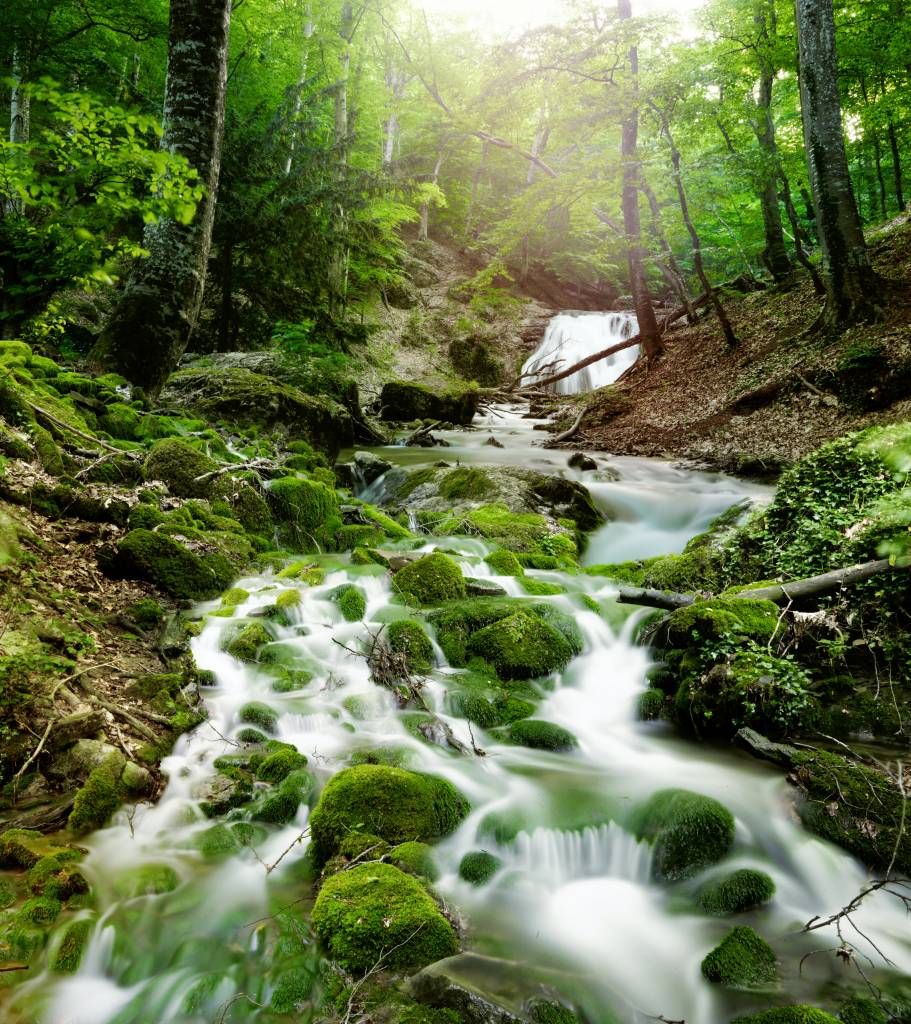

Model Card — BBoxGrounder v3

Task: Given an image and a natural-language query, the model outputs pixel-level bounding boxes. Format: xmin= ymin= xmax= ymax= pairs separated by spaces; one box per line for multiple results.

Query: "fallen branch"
xmin=514 ymin=334 xmax=641 ymax=393
xmin=616 ymin=586 xmax=696 ymax=610
xmin=548 ymin=404 xmax=589 ymax=445
xmin=193 ymin=458 xmax=276 ymax=484
xmin=28 ymin=400 xmax=128 ymax=454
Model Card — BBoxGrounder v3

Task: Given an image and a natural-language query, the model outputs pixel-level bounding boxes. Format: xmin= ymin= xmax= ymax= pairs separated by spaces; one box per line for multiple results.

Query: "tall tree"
xmin=90 ymin=0 xmax=231 ymax=394
xmin=794 ymin=0 xmax=884 ymax=329
xmin=617 ymin=0 xmax=662 ymax=360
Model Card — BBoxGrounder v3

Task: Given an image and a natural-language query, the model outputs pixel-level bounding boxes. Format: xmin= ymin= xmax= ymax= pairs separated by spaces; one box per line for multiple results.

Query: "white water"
xmin=520 ymin=312 xmax=639 ymax=394
xmin=14 ymin=406 xmax=911 ymax=1024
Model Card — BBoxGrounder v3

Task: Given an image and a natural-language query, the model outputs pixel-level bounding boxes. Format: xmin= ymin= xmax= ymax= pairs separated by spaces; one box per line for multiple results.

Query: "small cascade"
xmin=505 ymin=823 xmax=653 ymax=886
xmin=521 ymin=311 xmax=639 ymax=395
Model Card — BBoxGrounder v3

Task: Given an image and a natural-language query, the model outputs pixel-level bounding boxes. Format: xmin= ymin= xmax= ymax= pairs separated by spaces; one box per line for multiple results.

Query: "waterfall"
xmin=504 ymin=823 xmax=653 ymax=886
xmin=521 ymin=311 xmax=639 ymax=395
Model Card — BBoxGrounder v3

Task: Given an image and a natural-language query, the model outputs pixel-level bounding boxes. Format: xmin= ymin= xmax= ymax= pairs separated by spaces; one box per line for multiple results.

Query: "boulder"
xmin=379 ymin=381 xmax=478 ymax=425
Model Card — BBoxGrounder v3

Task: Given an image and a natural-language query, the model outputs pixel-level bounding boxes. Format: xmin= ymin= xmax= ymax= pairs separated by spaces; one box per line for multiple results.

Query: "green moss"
xmin=837 ymin=995 xmax=887 ymax=1024
xmin=458 ymin=850 xmax=501 ymax=885
xmin=528 ymin=1002 xmax=580 ymax=1024
xmin=438 ymin=467 xmax=496 ymax=500
xmin=731 ymin=1010 xmax=839 ymax=1024
xmin=68 ymin=752 xmax=126 ymax=835
xmin=143 ymin=438 xmax=218 ymax=498
xmin=221 ymin=587 xmax=250 ymax=608
xmin=502 ymin=719 xmax=578 ymax=751
xmin=485 ymin=549 xmax=524 ymax=576
xmin=632 ymin=788 xmax=735 ymax=882
xmin=388 ymin=841 xmax=438 ymax=881
xmin=700 ymin=926 xmax=777 ymax=987
xmin=127 ymin=598 xmax=164 ymax=630
xmin=664 ymin=598 xmax=782 ymax=647
xmin=518 ymin=578 xmax=565 ymax=596
xmin=113 ymin=863 xmax=179 ymax=898
xmin=309 ymin=764 xmax=469 ymax=863
xmin=696 ymin=869 xmax=776 ymax=916
xmin=0 ymin=879 xmax=15 ymax=909
xmin=33 ymin=425 xmax=64 ymax=475
xmin=114 ymin=529 xmax=235 ymax=600
xmin=275 ymin=588 xmax=301 ymax=610
xmin=256 ymin=745 xmax=307 ymax=783
xmin=351 ymin=546 xmax=390 ymax=567
xmin=312 ymin=862 xmax=458 ymax=973
xmin=467 ymin=611 xmax=574 ymax=680
xmin=638 ymin=688 xmax=666 ymax=721
xmin=270 ymin=966 xmax=317 ymax=1013
xmin=267 ymin=477 xmax=340 ymax=551
xmin=277 ymin=560 xmax=325 ymax=584
xmin=432 ymin=503 xmax=556 ymax=553
xmin=238 ymin=702 xmax=279 ymax=733
xmin=331 ymin=583 xmax=367 ymax=621
xmin=1 ymin=921 xmax=46 ymax=961
xmin=193 ymin=822 xmax=265 ymax=859
xmin=224 ymin=622 xmax=272 ymax=662
xmin=393 ymin=552 xmax=466 ymax=607
xmin=26 ymin=853 xmax=87 ymax=901
xmin=237 ymin=727 xmax=268 ymax=743
xmin=99 ymin=402 xmax=142 ymax=441
xmin=51 ymin=917 xmax=93 ymax=973
xmin=478 ymin=809 xmax=529 ymax=844
xmin=0 ymin=829 xmax=59 ymax=869
xmin=251 ymin=769 xmax=313 ymax=824
xmin=386 ymin=620 xmax=434 ymax=673
xmin=16 ymin=895 xmax=62 ymax=925
xmin=336 ymin=524 xmax=384 ymax=550
xmin=379 ymin=380 xmax=478 ymax=425
xmin=454 ymin=692 xmax=535 ymax=729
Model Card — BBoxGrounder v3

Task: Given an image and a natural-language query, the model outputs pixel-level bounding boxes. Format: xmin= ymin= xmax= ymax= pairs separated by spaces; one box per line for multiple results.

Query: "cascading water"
xmin=520 ymin=312 xmax=639 ymax=394
xmin=13 ymin=406 xmax=911 ymax=1024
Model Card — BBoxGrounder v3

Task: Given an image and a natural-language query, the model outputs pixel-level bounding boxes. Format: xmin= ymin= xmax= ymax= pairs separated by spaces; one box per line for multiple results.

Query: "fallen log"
xmin=515 ymin=334 xmax=642 ymax=393
xmin=615 ymin=556 xmax=911 ymax=610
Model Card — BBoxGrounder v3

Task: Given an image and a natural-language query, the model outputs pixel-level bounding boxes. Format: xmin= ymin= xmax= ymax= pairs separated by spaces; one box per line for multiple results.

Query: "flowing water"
xmin=12 ymin=404 xmax=911 ymax=1024
xmin=520 ymin=312 xmax=639 ymax=394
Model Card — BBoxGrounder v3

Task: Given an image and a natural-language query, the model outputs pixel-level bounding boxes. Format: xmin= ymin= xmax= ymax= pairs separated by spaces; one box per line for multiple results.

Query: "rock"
xmin=330 ymin=583 xmax=367 ymax=621
xmin=386 ymin=840 xmax=438 ymax=881
xmin=161 ymin=367 xmax=353 ymax=457
xmin=568 ymin=452 xmax=597 ymax=471
xmin=484 ymin=436 xmax=505 ymax=448
xmin=385 ymin=620 xmax=435 ymax=673
xmin=501 ymin=719 xmax=578 ymax=751
xmin=465 ymin=577 xmax=508 ymax=598
xmin=467 ymin=611 xmax=576 ymax=680
xmin=733 ymin=728 xmax=798 ymax=768
xmin=194 ymin=773 xmax=252 ymax=818
xmin=392 ymin=551 xmax=467 ymax=607
xmin=105 ymin=529 xmax=235 ymax=600
xmin=68 ymin=751 xmax=127 ymax=834
xmin=143 ymin=437 xmax=217 ymax=498
xmin=379 ymin=381 xmax=478 ymax=425
xmin=267 ymin=476 xmax=340 ymax=551
xmin=459 ymin=850 xmax=502 ymax=886
xmin=410 ymin=957 xmax=524 ymax=1024
xmin=46 ymin=739 xmax=119 ymax=783
xmin=700 ymin=925 xmax=777 ymax=987
xmin=120 ymin=761 xmax=154 ymax=795
xmin=44 ymin=712 xmax=106 ymax=753
xmin=697 ymin=869 xmax=776 ymax=916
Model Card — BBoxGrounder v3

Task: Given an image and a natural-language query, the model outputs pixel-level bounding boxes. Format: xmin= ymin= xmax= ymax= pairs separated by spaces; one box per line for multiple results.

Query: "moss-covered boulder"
xmin=696 ymin=869 xmax=775 ymax=916
xmin=700 ymin=926 xmax=777 ymax=987
xmin=250 ymin=769 xmax=312 ymax=824
xmin=312 ymin=862 xmax=458 ymax=973
xmin=267 ymin=476 xmax=340 ymax=551
xmin=731 ymin=1010 xmax=840 ymax=1024
xmin=467 ymin=611 xmax=575 ymax=680
xmin=331 ymin=583 xmax=367 ymax=621
xmin=386 ymin=620 xmax=435 ymax=673
xmin=256 ymin=745 xmax=307 ymax=783
xmin=485 ymin=549 xmax=524 ymax=576
xmin=378 ymin=381 xmax=478 ymax=425
xmin=501 ymin=719 xmax=578 ymax=751
xmin=160 ymin=367 xmax=354 ymax=457
xmin=68 ymin=751 xmax=127 ymax=835
xmin=238 ymin=702 xmax=279 ymax=734
xmin=143 ymin=438 xmax=218 ymax=498
xmin=393 ymin=552 xmax=466 ymax=607
xmin=309 ymin=764 xmax=469 ymax=863
xmin=662 ymin=598 xmax=782 ymax=648
xmin=458 ymin=850 xmax=501 ymax=886
xmin=51 ymin=917 xmax=93 ymax=973
xmin=109 ymin=529 xmax=235 ymax=600
xmin=224 ymin=621 xmax=273 ymax=662
xmin=632 ymin=788 xmax=735 ymax=882
xmin=387 ymin=841 xmax=438 ymax=881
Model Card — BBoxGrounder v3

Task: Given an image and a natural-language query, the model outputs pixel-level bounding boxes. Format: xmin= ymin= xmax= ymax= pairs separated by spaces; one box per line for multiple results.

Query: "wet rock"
xmin=194 ymin=773 xmax=252 ymax=818
xmin=733 ymin=727 xmax=798 ymax=768
xmin=354 ymin=450 xmax=392 ymax=484
xmin=47 ymin=739 xmax=119 ymax=784
xmin=410 ymin=957 xmax=524 ymax=1024
xmin=568 ymin=452 xmax=597 ymax=471
xmin=378 ymin=381 xmax=478 ymax=425
xmin=484 ymin=436 xmax=505 ymax=448
xmin=465 ymin=578 xmax=508 ymax=598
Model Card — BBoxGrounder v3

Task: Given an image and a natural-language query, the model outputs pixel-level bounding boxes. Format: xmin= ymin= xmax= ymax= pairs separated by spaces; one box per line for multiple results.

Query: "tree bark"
xmin=795 ymin=0 xmax=884 ymax=328
xmin=640 ymin=178 xmax=694 ymax=317
xmin=419 ymin=149 xmax=445 ymax=241
xmin=90 ymin=0 xmax=231 ymax=395
xmin=329 ymin=1 xmax=355 ymax=315
xmin=382 ymin=66 xmax=408 ymax=169
xmin=618 ymin=0 xmax=663 ymax=361
xmin=887 ymin=118 xmax=905 ymax=211
xmin=754 ymin=66 xmax=793 ymax=283
xmin=9 ymin=47 xmax=30 ymax=145
xmin=779 ymin=168 xmax=826 ymax=294
xmin=284 ymin=4 xmax=315 ymax=177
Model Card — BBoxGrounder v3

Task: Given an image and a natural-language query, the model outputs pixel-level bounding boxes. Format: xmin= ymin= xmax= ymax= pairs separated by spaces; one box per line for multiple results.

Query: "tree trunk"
xmin=90 ymin=0 xmax=231 ymax=395
xmin=618 ymin=0 xmax=662 ymax=361
xmin=329 ymin=1 xmax=355 ymax=316
xmin=640 ymin=178 xmax=694 ymax=317
xmin=284 ymin=4 xmax=314 ymax=176
xmin=383 ymin=67 xmax=408 ymax=169
xmin=658 ymin=110 xmax=738 ymax=347
xmin=464 ymin=139 xmax=490 ymax=239
xmin=9 ymin=48 xmax=30 ymax=145
xmin=779 ymin=168 xmax=826 ymax=294
xmin=872 ymin=132 xmax=888 ymax=219
xmin=419 ymin=149 xmax=445 ymax=241
xmin=795 ymin=0 xmax=884 ymax=328
xmin=887 ymin=118 xmax=905 ymax=211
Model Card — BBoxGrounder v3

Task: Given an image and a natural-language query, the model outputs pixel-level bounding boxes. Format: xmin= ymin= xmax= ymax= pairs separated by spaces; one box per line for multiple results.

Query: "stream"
xmin=11 ymin=356 xmax=911 ymax=1024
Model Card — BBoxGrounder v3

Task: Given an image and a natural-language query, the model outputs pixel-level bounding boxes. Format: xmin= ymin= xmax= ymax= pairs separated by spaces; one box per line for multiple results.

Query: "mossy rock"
xmin=221 ymin=587 xmax=250 ymax=608
xmin=700 ymin=925 xmax=777 ymax=987
xmin=501 ymin=719 xmax=578 ymax=751
xmin=452 ymin=691 xmax=536 ymax=730
xmin=518 ymin=578 xmax=565 ymax=596
xmin=386 ymin=620 xmax=434 ymax=673
xmin=224 ymin=622 xmax=272 ymax=662
xmin=662 ymin=598 xmax=782 ymax=648
xmin=438 ymin=467 xmax=496 ymax=500
xmin=458 ymin=850 xmax=501 ymax=886
xmin=256 ymin=745 xmax=307 ymax=783
xmin=68 ymin=752 xmax=127 ymax=835
xmin=696 ymin=869 xmax=776 ymax=916
xmin=392 ymin=552 xmax=466 ymax=607
xmin=268 ymin=476 xmax=340 ymax=551
xmin=731 ymin=1010 xmax=839 ymax=1024
xmin=837 ymin=995 xmax=888 ymax=1024
xmin=113 ymin=863 xmax=180 ymax=898
xmin=26 ymin=853 xmax=88 ymax=901
xmin=16 ymin=895 xmax=62 ymax=925
xmin=250 ymin=769 xmax=313 ymax=824
xmin=527 ymin=1002 xmax=580 ymax=1024
xmin=238 ymin=701 xmax=279 ymax=733
xmin=632 ymin=788 xmax=735 ymax=882
xmin=638 ymin=688 xmax=666 ymax=721
xmin=312 ymin=862 xmax=458 ymax=973
xmin=387 ymin=841 xmax=438 ymax=881
xmin=336 ymin=524 xmax=384 ymax=550
xmin=143 ymin=438 xmax=218 ymax=498
xmin=331 ymin=583 xmax=367 ymax=621
xmin=193 ymin=822 xmax=265 ymax=859
xmin=111 ymin=529 xmax=235 ymax=600
xmin=378 ymin=381 xmax=478 ymax=426
xmin=467 ymin=611 xmax=574 ymax=680
xmin=99 ymin=402 xmax=142 ymax=441
xmin=0 ymin=830 xmax=67 ymax=870
xmin=309 ymin=764 xmax=469 ymax=864
xmin=51 ymin=917 xmax=93 ymax=973
xmin=485 ymin=549 xmax=524 ymax=576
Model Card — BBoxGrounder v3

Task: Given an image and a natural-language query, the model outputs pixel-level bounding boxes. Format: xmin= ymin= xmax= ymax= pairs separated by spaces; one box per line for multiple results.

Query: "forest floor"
xmin=576 ymin=214 xmax=911 ymax=474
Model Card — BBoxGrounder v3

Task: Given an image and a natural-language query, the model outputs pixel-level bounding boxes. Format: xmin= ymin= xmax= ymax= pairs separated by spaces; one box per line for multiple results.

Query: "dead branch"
xmin=547 ymin=404 xmax=590 ymax=445
xmin=616 ymin=586 xmax=696 ymax=610
xmin=513 ymin=334 xmax=642 ymax=393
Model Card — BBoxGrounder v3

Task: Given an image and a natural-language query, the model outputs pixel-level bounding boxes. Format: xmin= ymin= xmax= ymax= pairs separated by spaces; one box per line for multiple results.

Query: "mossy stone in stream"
xmin=0 ymin=879 xmax=16 ymax=909
xmin=256 ymin=745 xmax=307 ymax=783
xmin=388 ymin=841 xmax=438 ymax=881
xmin=68 ymin=752 xmax=126 ymax=835
xmin=221 ymin=587 xmax=250 ymax=608
xmin=113 ymin=863 xmax=179 ymax=898
xmin=386 ymin=620 xmax=434 ymax=673
xmin=270 ymin=966 xmax=318 ymax=1013
xmin=1 ymin=920 xmax=47 ymax=961
xmin=455 ymin=692 xmax=536 ymax=729
xmin=392 ymin=552 xmax=466 ymax=607
xmin=696 ymin=869 xmax=776 ymax=916
xmin=331 ymin=583 xmax=367 ymax=621
xmin=143 ymin=438 xmax=217 ymax=498
xmin=837 ymin=995 xmax=887 ymax=1024
xmin=193 ymin=822 xmax=266 ymax=859
xmin=26 ymin=852 xmax=88 ymax=901
xmin=250 ymin=769 xmax=313 ymax=824
xmin=0 ymin=829 xmax=61 ymax=869
xmin=113 ymin=529 xmax=235 ymax=600
xmin=638 ymin=688 xmax=666 ymax=721
xmin=267 ymin=476 xmax=340 ymax=551
xmin=51 ymin=917 xmax=93 ymax=973
xmin=502 ymin=719 xmax=578 ymax=752
xmin=458 ymin=850 xmax=501 ymax=885
xmin=467 ymin=611 xmax=574 ymax=680
xmin=701 ymin=925 xmax=777 ymax=987
xmin=223 ymin=621 xmax=272 ymax=662
xmin=632 ymin=788 xmax=735 ymax=882
xmin=518 ymin=578 xmax=565 ymax=596
xmin=237 ymin=727 xmax=268 ymax=743
xmin=309 ymin=764 xmax=469 ymax=863
xmin=275 ymin=588 xmax=301 ymax=610
xmin=484 ymin=549 xmax=524 ymax=576
xmin=312 ymin=862 xmax=458 ymax=973
xmin=663 ymin=598 xmax=782 ymax=647
xmin=528 ymin=1001 xmax=580 ymax=1024
xmin=16 ymin=896 xmax=62 ymax=925
xmin=731 ymin=1009 xmax=840 ymax=1024
xmin=336 ymin=524 xmax=385 ymax=550
xmin=238 ymin=701 xmax=279 ymax=733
